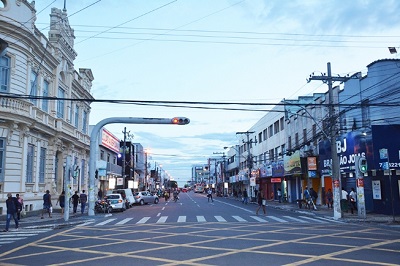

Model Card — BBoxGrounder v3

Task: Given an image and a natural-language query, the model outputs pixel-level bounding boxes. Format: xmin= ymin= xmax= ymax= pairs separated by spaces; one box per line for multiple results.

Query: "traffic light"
xmin=358 ymin=157 xmax=368 ymax=173
xmin=171 ymin=117 xmax=190 ymax=125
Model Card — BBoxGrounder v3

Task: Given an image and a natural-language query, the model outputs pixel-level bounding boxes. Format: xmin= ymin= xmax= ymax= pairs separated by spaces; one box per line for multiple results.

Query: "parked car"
xmin=105 ymin=193 xmax=126 ymax=212
xmin=133 ymin=191 xmax=159 ymax=205
xmin=111 ymin=189 xmax=135 ymax=208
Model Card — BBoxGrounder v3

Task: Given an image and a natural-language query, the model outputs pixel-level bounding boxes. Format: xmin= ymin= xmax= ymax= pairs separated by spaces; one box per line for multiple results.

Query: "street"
xmin=1 ymin=192 xmax=399 ymax=265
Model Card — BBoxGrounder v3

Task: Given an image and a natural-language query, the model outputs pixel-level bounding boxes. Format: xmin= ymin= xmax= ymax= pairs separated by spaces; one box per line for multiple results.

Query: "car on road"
xmin=134 ymin=191 xmax=159 ymax=205
xmin=106 ymin=193 xmax=126 ymax=212
xmin=111 ymin=189 xmax=135 ymax=208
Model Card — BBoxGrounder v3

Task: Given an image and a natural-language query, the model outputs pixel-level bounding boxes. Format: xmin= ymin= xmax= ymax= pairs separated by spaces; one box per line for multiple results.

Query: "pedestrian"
xmin=242 ymin=189 xmax=248 ymax=204
xmin=277 ymin=188 xmax=282 ymax=203
xmin=207 ymin=188 xmax=213 ymax=202
xmin=71 ymin=191 xmax=80 ymax=214
xmin=97 ymin=189 xmax=103 ymax=200
xmin=256 ymin=189 xmax=266 ymax=215
xmin=310 ymin=188 xmax=318 ymax=205
xmin=3 ymin=193 xmax=19 ymax=232
xmin=80 ymin=190 xmax=88 ymax=214
xmin=16 ymin=193 xmax=24 ymax=220
xmin=41 ymin=190 xmax=52 ymax=219
xmin=341 ymin=187 xmax=349 ymax=213
xmin=326 ymin=188 xmax=333 ymax=209
xmin=56 ymin=190 xmax=65 ymax=214
xmin=349 ymin=187 xmax=357 ymax=214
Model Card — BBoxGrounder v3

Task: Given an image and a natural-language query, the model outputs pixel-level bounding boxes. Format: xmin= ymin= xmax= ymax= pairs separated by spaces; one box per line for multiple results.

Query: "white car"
xmin=106 ymin=193 xmax=126 ymax=212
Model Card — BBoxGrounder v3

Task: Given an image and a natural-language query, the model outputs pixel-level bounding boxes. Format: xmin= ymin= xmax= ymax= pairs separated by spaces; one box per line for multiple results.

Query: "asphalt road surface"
xmin=1 ymin=192 xmax=399 ymax=265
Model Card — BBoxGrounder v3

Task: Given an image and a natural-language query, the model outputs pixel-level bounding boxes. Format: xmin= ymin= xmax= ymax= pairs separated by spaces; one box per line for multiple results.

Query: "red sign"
xmin=101 ymin=128 xmax=120 ymax=153
xmin=271 ymin=178 xmax=281 ymax=183
xmin=357 ymin=178 xmax=364 ymax=187
xmin=333 ymin=180 xmax=340 ymax=188
xmin=307 ymin=157 xmax=317 ymax=170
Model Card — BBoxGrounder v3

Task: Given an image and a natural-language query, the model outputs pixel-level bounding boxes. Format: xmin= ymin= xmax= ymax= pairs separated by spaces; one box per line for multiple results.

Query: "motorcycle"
xmin=95 ymin=199 xmax=112 ymax=213
xmin=173 ymin=193 xmax=179 ymax=202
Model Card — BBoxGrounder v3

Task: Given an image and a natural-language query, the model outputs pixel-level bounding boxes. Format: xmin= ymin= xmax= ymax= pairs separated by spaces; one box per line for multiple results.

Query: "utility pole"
xmin=213 ymin=152 xmax=226 ymax=192
xmin=121 ymin=127 xmax=128 ymax=189
xmin=121 ymin=127 xmax=134 ymax=189
xmin=236 ymin=131 xmax=255 ymax=200
xmin=307 ymin=62 xmax=348 ymax=220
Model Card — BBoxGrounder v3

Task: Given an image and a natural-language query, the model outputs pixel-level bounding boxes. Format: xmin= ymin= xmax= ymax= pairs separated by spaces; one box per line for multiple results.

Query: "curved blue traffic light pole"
xmin=82 ymin=117 xmax=190 ymax=218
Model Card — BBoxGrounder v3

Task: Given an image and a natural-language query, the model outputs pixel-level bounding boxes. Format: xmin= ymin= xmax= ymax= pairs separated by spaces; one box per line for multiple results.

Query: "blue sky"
xmin=34 ymin=0 xmax=400 ymax=186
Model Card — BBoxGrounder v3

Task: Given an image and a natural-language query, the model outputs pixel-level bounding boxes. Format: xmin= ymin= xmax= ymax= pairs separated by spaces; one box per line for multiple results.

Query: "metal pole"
xmin=387 ymin=151 xmax=396 ymax=222
xmin=63 ymin=156 xmax=71 ymax=221
xmin=121 ymin=127 xmax=127 ymax=189
xmin=88 ymin=117 xmax=190 ymax=216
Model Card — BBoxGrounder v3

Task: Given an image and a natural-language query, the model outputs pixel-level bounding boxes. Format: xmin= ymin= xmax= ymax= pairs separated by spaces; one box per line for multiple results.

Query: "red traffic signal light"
xmin=171 ymin=117 xmax=190 ymax=125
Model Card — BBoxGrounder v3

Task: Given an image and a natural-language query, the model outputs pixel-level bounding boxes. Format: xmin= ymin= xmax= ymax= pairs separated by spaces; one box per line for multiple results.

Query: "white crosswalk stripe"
xmin=232 ymin=216 xmax=247 ymax=222
xmin=0 ymin=228 xmax=52 ymax=246
xmin=317 ymin=217 xmax=346 ymax=223
xmin=197 ymin=216 xmax=206 ymax=222
xmin=283 ymin=216 xmax=309 ymax=223
xmin=116 ymin=218 xmax=133 ymax=225
xmin=96 ymin=218 xmax=117 ymax=226
xmin=267 ymin=216 xmax=288 ymax=223
xmin=250 ymin=216 xmax=268 ymax=222
xmin=299 ymin=216 xmax=328 ymax=223
xmin=90 ymin=215 xmax=341 ymax=226
xmin=157 ymin=216 xmax=168 ymax=223
xmin=137 ymin=217 xmax=150 ymax=224
xmin=214 ymin=216 xmax=227 ymax=222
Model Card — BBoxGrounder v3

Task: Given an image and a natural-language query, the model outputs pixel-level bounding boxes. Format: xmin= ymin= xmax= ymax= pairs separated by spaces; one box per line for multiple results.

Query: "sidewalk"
xmin=0 ymin=210 xmax=95 ymax=230
xmin=227 ymin=196 xmax=400 ymax=225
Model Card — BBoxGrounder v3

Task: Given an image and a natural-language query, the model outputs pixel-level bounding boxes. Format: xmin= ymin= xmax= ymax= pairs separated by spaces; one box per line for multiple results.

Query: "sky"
xmin=33 ymin=0 xmax=400 ymax=186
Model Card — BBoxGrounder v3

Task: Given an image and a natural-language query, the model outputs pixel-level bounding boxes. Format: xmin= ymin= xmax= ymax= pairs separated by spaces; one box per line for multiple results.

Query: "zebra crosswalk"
xmin=0 ymin=228 xmax=52 ymax=246
xmin=87 ymin=215 xmax=344 ymax=226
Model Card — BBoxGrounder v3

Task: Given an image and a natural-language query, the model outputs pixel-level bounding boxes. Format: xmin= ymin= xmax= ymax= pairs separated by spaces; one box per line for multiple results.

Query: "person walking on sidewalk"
xmin=80 ymin=190 xmax=88 ymax=214
xmin=256 ymin=189 xmax=266 ymax=215
xmin=71 ymin=191 xmax=80 ymax=214
xmin=242 ymin=189 xmax=248 ymax=204
xmin=277 ymin=188 xmax=282 ymax=203
xmin=349 ymin=188 xmax=357 ymax=214
xmin=326 ymin=188 xmax=333 ymax=209
xmin=3 ymin=193 xmax=19 ymax=232
xmin=41 ymin=190 xmax=52 ymax=219
xmin=16 ymin=193 xmax=23 ymax=220
xmin=56 ymin=191 xmax=65 ymax=214
xmin=341 ymin=187 xmax=349 ymax=213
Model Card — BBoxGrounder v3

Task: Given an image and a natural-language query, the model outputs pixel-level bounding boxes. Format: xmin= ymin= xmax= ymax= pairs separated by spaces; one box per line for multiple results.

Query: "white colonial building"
xmin=0 ymin=0 xmax=94 ymax=214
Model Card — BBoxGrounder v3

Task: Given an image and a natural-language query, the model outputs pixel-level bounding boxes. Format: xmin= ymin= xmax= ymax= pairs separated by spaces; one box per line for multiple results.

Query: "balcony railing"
xmin=1 ymin=97 xmax=90 ymax=145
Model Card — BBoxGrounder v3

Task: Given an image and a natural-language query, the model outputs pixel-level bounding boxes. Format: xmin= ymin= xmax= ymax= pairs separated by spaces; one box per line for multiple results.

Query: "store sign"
xmin=318 ymin=131 xmax=372 ymax=173
xmin=307 ymin=157 xmax=317 ymax=170
xmin=284 ymin=151 xmax=302 ymax=175
xmin=101 ymin=128 xmax=120 ymax=153
xmin=271 ymin=178 xmax=281 ymax=183
xmin=372 ymin=180 xmax=381 ymax=200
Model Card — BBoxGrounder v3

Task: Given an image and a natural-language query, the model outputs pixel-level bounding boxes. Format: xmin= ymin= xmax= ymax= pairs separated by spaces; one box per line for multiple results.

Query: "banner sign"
xmin=284 ymin=151 xmax=302 ymax=175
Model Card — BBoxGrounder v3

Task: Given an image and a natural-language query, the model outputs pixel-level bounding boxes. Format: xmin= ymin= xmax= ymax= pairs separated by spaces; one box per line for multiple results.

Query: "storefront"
xmin=318 ymin=126 xmax=400 ymax=215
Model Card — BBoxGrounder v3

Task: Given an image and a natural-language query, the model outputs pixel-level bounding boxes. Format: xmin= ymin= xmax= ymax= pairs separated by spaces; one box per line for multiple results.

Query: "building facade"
xmin=230 ymin=59 xmax=400 ymax=215
xmin=0 ymin=1 xmax=94 ymax=214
